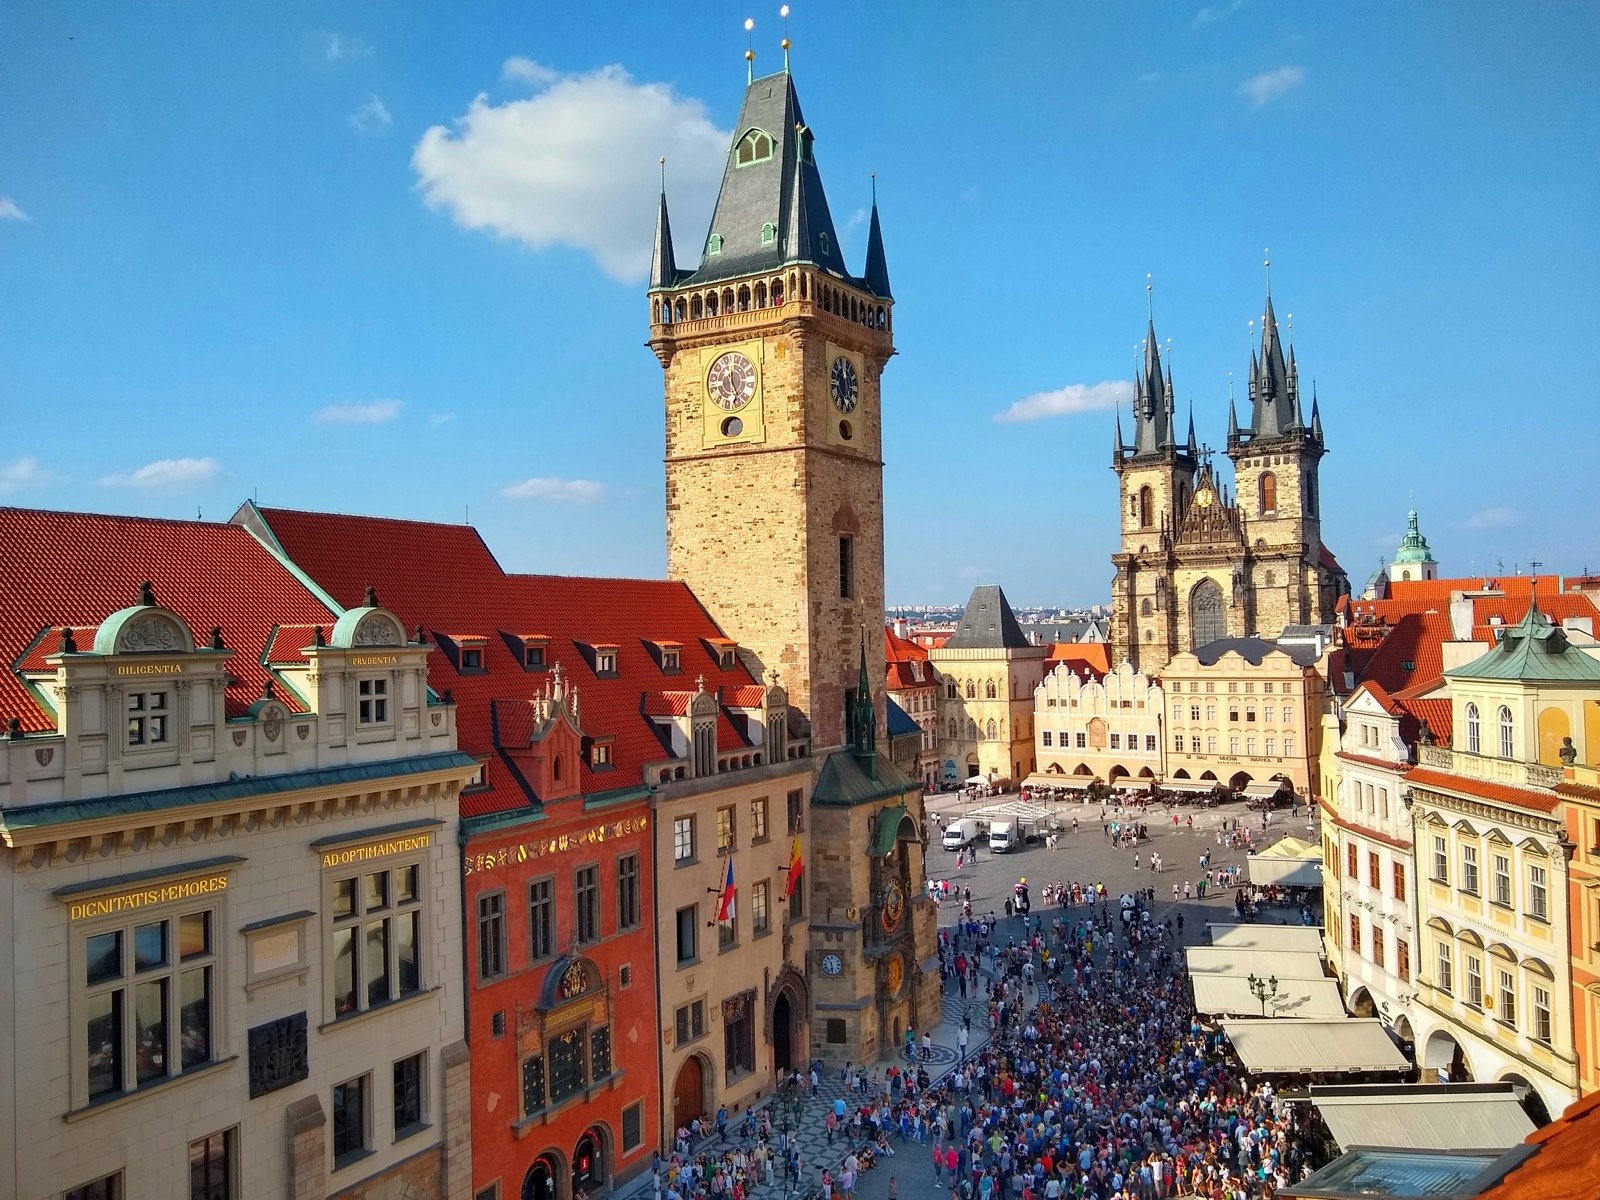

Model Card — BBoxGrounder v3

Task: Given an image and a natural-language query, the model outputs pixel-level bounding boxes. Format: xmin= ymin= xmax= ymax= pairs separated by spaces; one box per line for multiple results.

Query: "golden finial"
xmin=780 ymin=4 xmax=791 ymax=69
xmin=745 ymin=17 xmax=755 ymax=82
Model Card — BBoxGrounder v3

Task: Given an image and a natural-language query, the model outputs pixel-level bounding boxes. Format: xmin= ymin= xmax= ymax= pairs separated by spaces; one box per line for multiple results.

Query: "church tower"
xmin=649 ymin=68 xmax=893 ymax=750
xmin=649 ymin=64 xmax=937 ymax=1066
xmin=1110 ymin=320 xmax=1197 ymax=669
xmin=1227 ymin=291 xmax=1345 ymax=629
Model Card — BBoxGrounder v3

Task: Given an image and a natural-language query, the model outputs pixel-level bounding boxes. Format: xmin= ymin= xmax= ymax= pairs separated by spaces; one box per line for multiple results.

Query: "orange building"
xmin=1555 ymin=765 xmax=1600 ymax=1097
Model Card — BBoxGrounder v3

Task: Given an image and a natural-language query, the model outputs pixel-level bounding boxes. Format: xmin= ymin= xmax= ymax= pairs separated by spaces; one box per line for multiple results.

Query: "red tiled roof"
xmin=1045 ymin=642 xmax=1112 ymax=680
xmin=263 ymin=624 xmax=321 ymax=663
xmin=883 ymin=625 xmax=929 ymax=664
xmin=1335 ymin=750 xmax=1408 ymax=772
xmin=722 ymin=684 xmax=767 ymax=708
xmin=252 ymin=507 xmax=764 ymax=817
xmin=642 ymin=691 xmax=694 ymax=717
xmin=1471 ymin=593 xmax=1600 ymax=644
xmin=14 ymin=625 xmax=98 ymax=672
xmin=1358 ymin=610 xmax=1453 ymax=696
xmin=1404 ymin=765 xmax=1558 ymax=813
xmin=1388 ymin=573 xmax=1560 ymax=605
xmin=1 ymin=508 xmax=335 ymax=731
xmin=1477 ymin=1089 xmax=1600 ymax=1200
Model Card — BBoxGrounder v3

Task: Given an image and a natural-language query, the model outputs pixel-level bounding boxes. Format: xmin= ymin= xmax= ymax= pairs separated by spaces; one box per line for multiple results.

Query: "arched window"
xmin=760 ymin=222 xmax=776 ymax=246
xmin=1141 ymin=598 xmax=1153 ymax=617
xmin=1466 ymin=703 xmax=1481 ymax=754
xmin=965 ymin=681 xmax=976 ymax=700
xmin=735 ymin=129 xmax=774 ymax=166
xmin=1138 ymin=486 xmax=1153 ymax=528
xmin=945 ymin=679 xmax=956 ymax=700
xmin=1498 ymin=706 xmax=1514 ymax=759
xmin=553 ymin=754 xmax=563 ymax=782
xmin=1259 ymin=471 xmax=1277 ymax=515
xmin=966 ymin=720 xmax=978 ymax=740
xmin=985 ymin=719 xmax=998 ymax=740
xmin=947 ymin=719 xmax=957 ymax=739
xmin=1190 ymin=579 xmax=1226 ymax=650
xmin=985 ymin=680 xmax=997 ymax=700
xmin=707 ymin=234 xmax=723 ymax=256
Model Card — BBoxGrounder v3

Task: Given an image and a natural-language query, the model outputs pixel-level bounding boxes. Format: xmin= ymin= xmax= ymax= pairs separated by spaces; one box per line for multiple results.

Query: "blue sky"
xmin=2 ymin=3 xmax=1596 ymax=607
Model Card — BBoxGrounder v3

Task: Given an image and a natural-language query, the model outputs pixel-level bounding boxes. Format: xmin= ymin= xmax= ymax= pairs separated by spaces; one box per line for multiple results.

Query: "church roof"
xmin=946 ymin=585 xmax=1032 ymax=650
xmin=678 ymin=71 xmax=854 ymax=289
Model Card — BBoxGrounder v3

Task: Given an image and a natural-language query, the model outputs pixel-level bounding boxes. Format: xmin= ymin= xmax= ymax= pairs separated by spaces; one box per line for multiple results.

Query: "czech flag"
xmin=716 ymin=855 xmax=737 ymax=922
xmin=785 ymin=834 xmax=804 ymax=897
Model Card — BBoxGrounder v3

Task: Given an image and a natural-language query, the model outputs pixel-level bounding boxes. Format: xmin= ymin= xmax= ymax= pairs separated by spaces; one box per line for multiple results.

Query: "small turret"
xmin=1113 ymin=409 xmax=1126 ymax=465
xmin=1227 ymin=397 xmax=1240 ymax=447
xmin=649 ymin=188 xmax=678 ymax=291
xmin=1186 ymin=410 xmax=1198 ymax=458
xmin=862 ymin=194 xmax=892 ymax=299
xmin=1310 ymin=392 xmax=1324 ymax=445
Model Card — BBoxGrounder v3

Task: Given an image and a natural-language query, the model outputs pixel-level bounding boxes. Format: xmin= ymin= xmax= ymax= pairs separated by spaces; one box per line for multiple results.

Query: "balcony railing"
xmin=1417 ymin=744 xmax=1562 ymax=790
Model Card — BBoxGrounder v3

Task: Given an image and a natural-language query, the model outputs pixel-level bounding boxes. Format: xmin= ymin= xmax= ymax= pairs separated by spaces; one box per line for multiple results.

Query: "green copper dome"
xmin=1393 ymin=508 xmax=1436 ymax=565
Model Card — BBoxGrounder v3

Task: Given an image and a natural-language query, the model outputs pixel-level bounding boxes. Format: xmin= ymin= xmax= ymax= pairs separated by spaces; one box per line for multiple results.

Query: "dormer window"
xmin=707 ymin=234 xmax=724 ymax=256
xmin=590 ymin=740 xmax=614 ymax=769
xmin=819 ymin=232 xmax=830 ymax=256
xmin=461 ymin=648 xmax=483 ymax=670
xmin=126 ymin=690 xmax=170 ymax=746
xmin=593 ymin=645 xmax=619 ymax=676
xmin=513 ymin=635 xmax=549 ymax=670
xmin=761 ymin=222 xmax=776 ymax=246
xmin=735 ymin=129 xmax=773 ymax=167
xmin=525 ymin=646 xmax=544 ymax=668
xmin=663 ymin=648 xmax=681 ymax=672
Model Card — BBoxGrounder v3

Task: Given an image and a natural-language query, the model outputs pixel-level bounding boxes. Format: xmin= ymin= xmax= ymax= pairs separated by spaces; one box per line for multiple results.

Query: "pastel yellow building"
xmin=1030 ymin=660 xmax=1164 ymax=791
xmin=932 ymin=585 xmax=1048 ymax=786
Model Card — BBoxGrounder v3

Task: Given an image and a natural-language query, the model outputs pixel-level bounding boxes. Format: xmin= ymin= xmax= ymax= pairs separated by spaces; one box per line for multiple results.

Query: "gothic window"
xmin=1259 ymin=472 xmax=1277 ymax=515
xmin=985 ymin=680 xmax=997 ymax=700
xmin=1497 ymin=706 xmax=1514 ymax=759
xmin=1141 ymin=598 xmax=1153 ymax=617
xmin=985 ymin=719 xmax=997 ymax=740
xmin=734 ymin=129 xmax=774 ymax=166
xmin=966 ymin=720 xmax=978 ymax=740
xmin=947 ymin=719 xmax=957 ymax=739
xmin=945 ymin=680 xmax=956 ymax=699
xmin=1189 ymin=580 xmax=1226 ymax=650
xmin=965 ymin=681 xmax=976 ymax=700
xmin=1466 ymin=703 xmax=1481 ymax=755
xmin=1138 ymin=486 xmax=1153 ymax=529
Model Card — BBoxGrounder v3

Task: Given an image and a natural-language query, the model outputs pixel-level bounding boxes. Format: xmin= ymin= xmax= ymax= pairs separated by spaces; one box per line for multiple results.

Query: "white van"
xmin=988 ymin=820 xmax=1019 ymax=854
xmin=942 ymin=818 xmax=982 ymax=851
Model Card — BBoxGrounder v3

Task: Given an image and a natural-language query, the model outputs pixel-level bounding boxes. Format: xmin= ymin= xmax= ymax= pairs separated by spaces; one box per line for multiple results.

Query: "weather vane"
xmin=781 ymin=4 xmax=792 ymax=70
xmin=744 ymin=17 xmax=755 ymax=81
xmin=1145 ymin=272 xmax=1153 ymax=320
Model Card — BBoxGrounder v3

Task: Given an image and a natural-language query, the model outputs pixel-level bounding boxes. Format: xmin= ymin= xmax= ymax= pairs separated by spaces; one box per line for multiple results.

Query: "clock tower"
xmin=648 ymin=67 xmax=892 ymax=751
xmin=648 ymin=66 xmax=938 ymax=1064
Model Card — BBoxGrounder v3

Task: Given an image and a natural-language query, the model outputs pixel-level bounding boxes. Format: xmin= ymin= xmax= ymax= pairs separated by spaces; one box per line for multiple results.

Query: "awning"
xmin=1192 ymin=974 xmax=1347 ymax=1019
xmin=1112 ymin=778 xmax=1150 ymax=790
xmin=1207 ymin=923 xmax=1326 ymax=953
xmin=1310 ymin=1083 xmax=1534 ymax=1152
xmin=1185 ymin=947 xmax=1327 ymax=979
xmin=1220 ymin=1018 xmax=1411 ymax=1075
xmin=1243 ymin=782 xmax=1285 ymax=798
xmin=1248 ymin=835 xmax=1325 ymax=887
xmin=1162 ymin=780 xmax=1215 ymax=793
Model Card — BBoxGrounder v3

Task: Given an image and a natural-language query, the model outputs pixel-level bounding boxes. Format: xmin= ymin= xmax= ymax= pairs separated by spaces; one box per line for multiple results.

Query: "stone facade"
xmin=1111 ymin=299 xmax=1347 ymax=672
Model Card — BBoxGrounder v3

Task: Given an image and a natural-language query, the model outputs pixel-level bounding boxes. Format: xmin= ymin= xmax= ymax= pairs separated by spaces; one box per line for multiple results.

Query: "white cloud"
xmin=348 ymin=95 xmax=392 ymax=135
xmin=323 ymin=32 xmax=372 ymax=62
xmin=1240 ymin=66 xmax=1306 ymax=108
xmin=502 ymin=56 xmax=560 ymax=86
xmin=994 ymin=380 xmax=1132 ymax=424
xmin=412 ymin=60 xmax=729 ymax=281
xmin=0 ymin=197 xmax=28 ymax=221
xmin=0 ymin=455 xmax=50 ymax=493
xmin=428 ymin=412 xmax=457 ymax=427
xmin=100 ymin=457 xmax=221 ymax=489
xmin=313 ymin=399 xmax=402 ymax=425
xmin=1193 ymin=0 xmax=1245 ymax=28
xmin=1465 ymin=506 xmax=1520 ymax=530
xmin=957 ymin=565 xmax=994 ymax=581
xmin=500 ymin=476 xmax=606 ymax=503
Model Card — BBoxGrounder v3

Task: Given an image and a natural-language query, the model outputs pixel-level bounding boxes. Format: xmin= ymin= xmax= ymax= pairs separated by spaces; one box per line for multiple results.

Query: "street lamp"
xmin=1247 ymin=972 xmax=1279 ymax=1018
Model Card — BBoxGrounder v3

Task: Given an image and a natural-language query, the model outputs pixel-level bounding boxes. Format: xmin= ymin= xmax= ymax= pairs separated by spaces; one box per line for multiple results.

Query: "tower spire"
xmin=1113 ymin=406 xmax=1126 ymax=464
xmin=862 ymin=174 xmax=892 ymax=298
xmin=852 ymin=630 xmax=877 ymax=767
xmin=649 ymin=160 xmax=678 ymax=291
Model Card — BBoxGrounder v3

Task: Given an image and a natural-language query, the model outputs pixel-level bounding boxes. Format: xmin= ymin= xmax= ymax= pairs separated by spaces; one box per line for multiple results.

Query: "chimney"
xmin=893 ymin=617 xmax=909 ymax=639
xmin=1449 ymin=597 xmax=1475 ymax=641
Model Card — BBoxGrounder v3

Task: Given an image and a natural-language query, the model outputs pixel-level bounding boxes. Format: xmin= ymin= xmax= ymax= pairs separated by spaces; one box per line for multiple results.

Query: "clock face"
xmin=820 ymin=953 xmax=843 ymax=977
xmin=881 ymin=881 xmax=906 ymax=932
xmin=885 ymin=954 xmax=904 ymax=996
xmin=707 ymin=351 xmax=757 ymax=411
xmin=830 ymin=356 xmax=859 ymax=413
